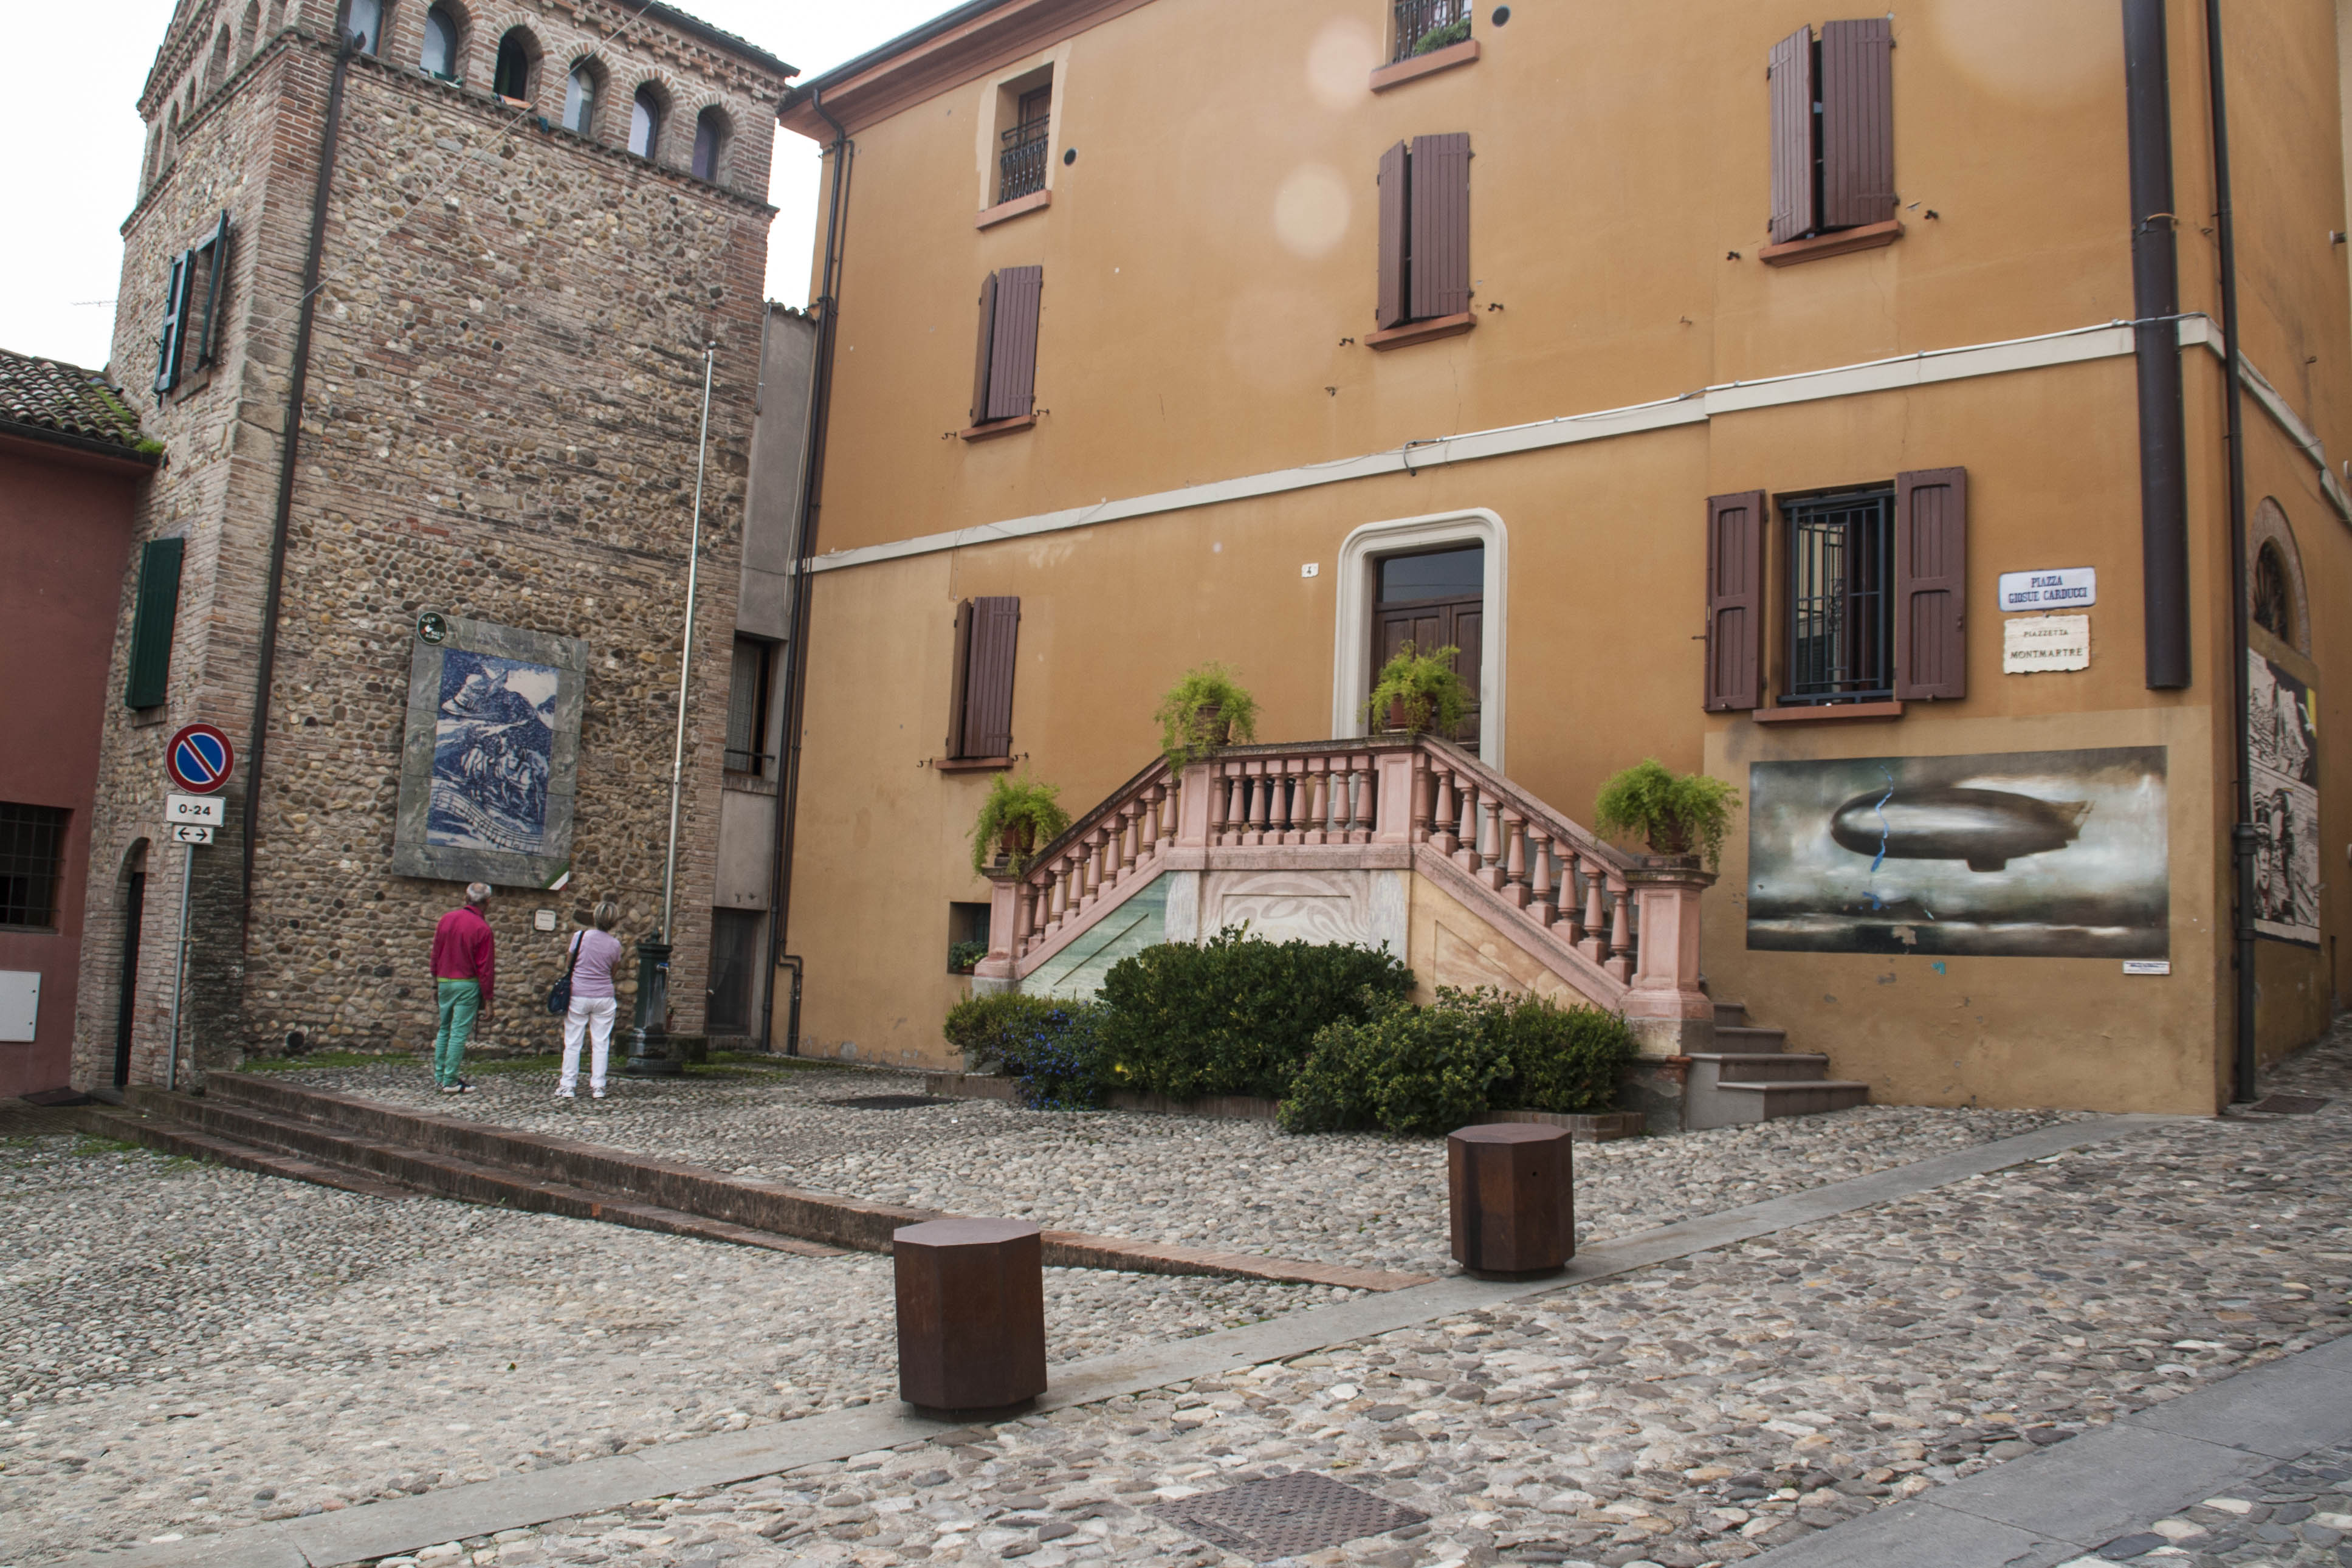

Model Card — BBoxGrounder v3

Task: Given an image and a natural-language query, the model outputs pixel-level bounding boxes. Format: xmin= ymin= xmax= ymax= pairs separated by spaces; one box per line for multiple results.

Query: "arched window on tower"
xmin=2254 ymin=543 xmax=2294 ymax=645
xmin=493 ymin=29 xmax=535 ymax=101
xmin=691 ymin=106 xmax=727 ymax=182
xmin=236 ymin=1 xmax=258 ymax=59
xmin=630 ymin=85 xmax=662 ymax=159
xmin=343 ymin=0 xmax=383 ymax=54
xmin=563 ymin=63 xmax=599 ymax=135
xmin=419 ymin=4 xmax=458 ymax=77
xmin=207 ymin=26 xmax=232 ymax=89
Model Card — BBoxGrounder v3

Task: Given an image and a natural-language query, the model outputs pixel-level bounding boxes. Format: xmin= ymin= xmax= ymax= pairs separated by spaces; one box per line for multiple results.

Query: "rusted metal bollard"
xmin=1448 ymin=1123 xmax=1575 ymax=1279
xmin=893 ymin=1217 xmax=1048 ymax=1416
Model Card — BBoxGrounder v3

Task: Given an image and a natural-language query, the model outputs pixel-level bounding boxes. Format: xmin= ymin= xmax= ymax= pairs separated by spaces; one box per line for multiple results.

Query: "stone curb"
xmin=1745 ymin=1331 xmax=2352 ymax=1568
xmin=38 ymin=1114 xmax=2181 ymax=1568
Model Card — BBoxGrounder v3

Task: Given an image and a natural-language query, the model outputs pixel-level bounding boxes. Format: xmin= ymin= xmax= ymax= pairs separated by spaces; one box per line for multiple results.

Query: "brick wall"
xmin=74 ymin=1 xmax=788 ymax=1084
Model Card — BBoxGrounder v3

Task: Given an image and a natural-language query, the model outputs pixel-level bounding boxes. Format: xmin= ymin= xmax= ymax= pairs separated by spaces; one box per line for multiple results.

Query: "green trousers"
xmin=433 ymin=978 xmax=481 ymax=1085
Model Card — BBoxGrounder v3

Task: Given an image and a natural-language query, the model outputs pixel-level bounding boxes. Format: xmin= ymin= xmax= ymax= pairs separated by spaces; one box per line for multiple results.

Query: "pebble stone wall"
xmin=72 ymin=0 xmax=793 ymax=1087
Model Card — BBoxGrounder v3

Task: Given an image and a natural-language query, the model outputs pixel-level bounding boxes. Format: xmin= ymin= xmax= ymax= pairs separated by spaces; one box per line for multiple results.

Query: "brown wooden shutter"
xmin=985 ymin=265 xmax=1042 ymax=422
xmin=960 ymin=596 xmax=1022 ymax=758
xmin=1894 ymin=467 xmax=1967 ymax=701
xmin=1408 ymin=132 xmax=1471 ymax=320
xmin=944 ymin=599 xmax=975 ymax=757
xmin=969 ymin=272 xmax=998 ymax=427
xmin=1767 ymin=26 xmax=1816 ymax=244
xmin=1376 ymin=140 xmax=1409 ymax=329
xmin=1820 ymin=18 xmax=1894 ymax=230
xmin=1705 ymin=491 xmax=1768 ymax=712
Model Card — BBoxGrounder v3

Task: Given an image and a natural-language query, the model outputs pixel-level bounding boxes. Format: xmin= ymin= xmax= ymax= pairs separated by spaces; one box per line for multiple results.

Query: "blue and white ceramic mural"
xmin=427 ymin=650 xmax=560 ymax=856
xmin=1746 ymin=747 xmax=2170 ymax=957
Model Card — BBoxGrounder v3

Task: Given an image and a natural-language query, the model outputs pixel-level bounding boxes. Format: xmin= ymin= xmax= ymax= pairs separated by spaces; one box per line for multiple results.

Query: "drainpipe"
xmin=2122 ymin=0 xmax=2191 ymax=692
xmin=243 ymin=29 xmax=357 ymax=918
xmin=2204 ymin=0 xmax=2258 ymax=1102
xmin=763 ymin=88 xmax=852 ymax=1057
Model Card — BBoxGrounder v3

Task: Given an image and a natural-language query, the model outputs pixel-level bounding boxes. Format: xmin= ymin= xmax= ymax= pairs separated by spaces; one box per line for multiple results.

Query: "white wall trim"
xmin=1331 ymin=509 xmax=1508 ymax=771
xmin=799 ymin=314 xmax=2347 ymax=578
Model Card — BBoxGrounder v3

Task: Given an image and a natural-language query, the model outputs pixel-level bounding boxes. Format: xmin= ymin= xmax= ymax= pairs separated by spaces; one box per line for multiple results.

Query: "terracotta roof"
xmin=0 ymin=349 xmax=156 ymax=461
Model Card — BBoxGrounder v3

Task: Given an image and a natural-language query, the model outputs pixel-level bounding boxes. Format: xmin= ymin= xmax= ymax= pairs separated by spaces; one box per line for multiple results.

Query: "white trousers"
xmin=561 ymin=996 xmax=619 ymax=1092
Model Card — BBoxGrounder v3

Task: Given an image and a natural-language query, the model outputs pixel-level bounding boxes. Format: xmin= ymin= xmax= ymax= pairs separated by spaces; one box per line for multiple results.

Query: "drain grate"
xmin=827 ymin=1093 xmax=952 ymax=1110
xmin=1149 ymin=1470 xmax=1426 ymax=1561
xmin=2247 ymin=1093 xmax=2331 ymax=1116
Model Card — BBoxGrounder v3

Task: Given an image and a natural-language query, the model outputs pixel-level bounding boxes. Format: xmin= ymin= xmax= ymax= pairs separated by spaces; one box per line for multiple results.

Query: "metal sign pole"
xmin=166 ymin=840 xmax=193 ymax=1092
xmin=659 ymin=343 xmax=717 ymax=944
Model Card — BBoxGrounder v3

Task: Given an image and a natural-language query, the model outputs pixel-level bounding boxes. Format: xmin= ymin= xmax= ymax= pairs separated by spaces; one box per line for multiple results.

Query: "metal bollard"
xmin=892 ymin=1217 xmax=1048 ymax=1415
xmin=1447 ymin=1123 xmax=1575 ymax=1279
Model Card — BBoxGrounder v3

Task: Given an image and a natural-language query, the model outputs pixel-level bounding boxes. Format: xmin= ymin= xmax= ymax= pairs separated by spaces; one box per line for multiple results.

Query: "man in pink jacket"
xmin=428 ymin=882 xmax=497 ymax=1093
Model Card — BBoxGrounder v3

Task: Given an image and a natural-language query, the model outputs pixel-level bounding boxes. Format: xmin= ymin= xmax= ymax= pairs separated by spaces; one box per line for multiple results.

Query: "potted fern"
xmin=1155 ymin=663 xmax=1260 ymax=765
xmin=969 ymin=772 xmax=1072 ymax=876
xmin=1365 ymin=642 xmax=1473 ymax=737
xmin=1594 ymin=760 xmax=1739 ymax=870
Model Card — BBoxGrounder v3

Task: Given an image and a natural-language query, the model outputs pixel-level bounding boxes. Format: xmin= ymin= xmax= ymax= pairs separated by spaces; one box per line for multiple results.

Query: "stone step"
xmin=151 ymin=1075 xmax=1436 ymax=1291
xmin=1683 ymin=1051 xmax=1832 ymax=1084
xmin=1712 ymin=1000 xmax=1751 ymax=1027
xmin=1713 ymin=1079 xmax=1874 ymax=1123
xmin=1713 ymin=1025 xmax=1788 ymax=1054
xmin=87 ymin=1099 xmax=843 ymax=1256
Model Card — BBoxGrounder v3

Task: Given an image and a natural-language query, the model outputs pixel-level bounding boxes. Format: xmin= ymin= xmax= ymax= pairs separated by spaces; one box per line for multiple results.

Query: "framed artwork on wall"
xmin=391 ymin=616 xmax=590 ymax=888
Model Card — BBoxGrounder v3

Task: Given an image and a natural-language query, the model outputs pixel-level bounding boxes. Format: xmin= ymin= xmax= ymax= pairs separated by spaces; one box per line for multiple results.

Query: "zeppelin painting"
xmin=2249 ymin=651 xmax=2320 ymax=946
xmin=1746 ymin=747 xmax=2170 ymax=958
xmin=392 ymin=617 xmax=589 ymax=888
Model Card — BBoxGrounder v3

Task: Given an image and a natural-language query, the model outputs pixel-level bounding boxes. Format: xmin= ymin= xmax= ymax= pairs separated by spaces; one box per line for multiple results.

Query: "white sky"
xmin=0 ymin=0 xmax=947 ymax=374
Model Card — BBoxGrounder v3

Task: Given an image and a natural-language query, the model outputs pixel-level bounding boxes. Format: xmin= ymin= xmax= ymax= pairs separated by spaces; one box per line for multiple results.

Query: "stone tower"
xmin=76 ymin=0 xmax=794 ymax=1085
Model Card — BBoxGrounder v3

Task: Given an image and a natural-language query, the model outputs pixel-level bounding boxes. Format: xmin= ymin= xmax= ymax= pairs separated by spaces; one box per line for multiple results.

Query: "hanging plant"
xmin=1364 ymin=642 xmax=1473 ymax=737
xmin=1594 ymin=759 xmax=1739 ymax=870
xmin=1154 ymin=663 xmax=1260 ymax=765
xmin=969 ymin=772 xmax=1072 ymax=876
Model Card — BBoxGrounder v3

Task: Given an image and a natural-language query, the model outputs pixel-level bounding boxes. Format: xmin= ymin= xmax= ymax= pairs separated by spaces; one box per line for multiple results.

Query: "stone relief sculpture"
xmin=392 ymin=617 xmax=589 ymax=889
xmin=2249 ymin=651 xmax=2320 ymax=946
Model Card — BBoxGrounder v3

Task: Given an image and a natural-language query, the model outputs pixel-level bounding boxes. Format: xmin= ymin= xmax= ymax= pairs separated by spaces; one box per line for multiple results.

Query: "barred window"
xmin=0 ymin=805 xmax=69 ymax=930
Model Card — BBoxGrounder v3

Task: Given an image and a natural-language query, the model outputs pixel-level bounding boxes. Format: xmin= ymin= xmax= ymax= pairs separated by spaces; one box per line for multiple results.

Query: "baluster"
xmin=1305 ymin=763 xmax=1330 ymax=845
xmin=1156 ymin=782 xmax=1177 ymax=853
xmin=1430 ymin=766 xmax=1459 ymax=854
xmin=1269 ymin=763 xmax=1294 ymax=842
xmin=1499 ymin=809 xmax=1527 ymax=903
xmin=1527 ymin=828 xmax=1556 ymax=926
xmin=1222 ymin=769 xmax=1246 ymax=846
xmin=1078 ymin=832 xmax=1101 ymax=906
xmin=1250 ymin=768 xmax=1273 ymax=842
xmin=1606 ymin=882 xmax=1634 ymax=980
xmin=1047 ymin=857 xmax=1070 ymax=930
xmin=1356 ymin=762 xmax=1378 ymax=841
xmin=1013 ymin=877 xmax=1036 ymax=954
xmin=1408 ymin=758 xmax=1432 ymax=844
xmin=1454 ymin=779 xmax=1484 ymax=873
xmin=1119 ymin=803 xmax=1141 ymax=872
xmin=1578 ymin=857 xmax=1608 ymax=960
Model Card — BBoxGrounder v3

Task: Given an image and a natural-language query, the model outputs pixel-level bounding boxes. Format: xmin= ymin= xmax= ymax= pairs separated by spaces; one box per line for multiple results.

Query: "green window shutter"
xmin=154 ymin=250 xmax=194 ymax=395
xmin=124 ymin=537 xmax=185 ymax=709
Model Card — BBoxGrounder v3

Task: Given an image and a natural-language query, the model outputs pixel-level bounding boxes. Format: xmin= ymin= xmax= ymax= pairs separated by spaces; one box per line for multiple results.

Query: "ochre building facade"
xmin=772 ymin=0 xmax=2352 ymax=1115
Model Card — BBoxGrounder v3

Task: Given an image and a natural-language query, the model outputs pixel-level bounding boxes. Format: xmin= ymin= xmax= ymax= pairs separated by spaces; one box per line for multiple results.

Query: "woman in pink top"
xmin=559 ymin=902 xmax=626 ymax=1099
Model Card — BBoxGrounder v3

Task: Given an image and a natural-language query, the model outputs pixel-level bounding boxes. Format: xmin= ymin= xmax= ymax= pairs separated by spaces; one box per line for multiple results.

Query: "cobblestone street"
xmin=1 ymin=1035 xmax=2345 ymax=1568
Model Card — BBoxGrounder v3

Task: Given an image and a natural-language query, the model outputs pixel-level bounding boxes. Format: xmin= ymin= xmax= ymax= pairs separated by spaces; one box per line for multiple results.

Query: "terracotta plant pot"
xmin=1386 ymin=696 xmax=1417 ymax=733
xmin=1000 ymin=822 xmax=1036 ymax=864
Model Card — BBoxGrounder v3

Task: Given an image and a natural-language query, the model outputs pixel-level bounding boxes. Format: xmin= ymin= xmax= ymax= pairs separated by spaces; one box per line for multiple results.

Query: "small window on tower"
xmin=344 ymin=0 xmax=383 ymax=55
xmin=563 ymin=63 xmax=599 ymax=136
xmin=630 ymin=84 xmax=664 ymax=159
xmin=419 ymin=4 xmax=458 ymax=78
xmin=692 ymin=106 xmax=728 ymax=182
xmin=492 ymin=29 xmax=533 ymax=103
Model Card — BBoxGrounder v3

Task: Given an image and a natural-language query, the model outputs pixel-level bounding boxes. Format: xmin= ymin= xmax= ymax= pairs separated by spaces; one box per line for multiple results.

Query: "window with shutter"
xmin=965 ymin=268 xmax=1042 ymax=432
xmin=125 ymin=537 xmax=185 ymax=710
xmin=1704 ymin=492 xmax=1767 ymax=712
xmin=1372 ymin=136 xmax=1473 ymax=342
xmin=1375 ymin=140 xmax=1409 ymax=329
xmin=946 ymin=597 xmax=1021 ymax=760
xmin=194 ymin=211 xmax=231 ymax=371
xmin=154 ymin=250 xmax=194 ymax=394
xmin=1893 ymin=467 xmax=1967 ymax=701
xmin=1766 ymin=19 xmax=1895 ymax=250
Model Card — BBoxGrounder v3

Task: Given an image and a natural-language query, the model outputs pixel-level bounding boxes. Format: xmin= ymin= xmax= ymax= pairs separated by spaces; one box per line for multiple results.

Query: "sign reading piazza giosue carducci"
xmin=391 ymin=616 xmax=590 ymax=889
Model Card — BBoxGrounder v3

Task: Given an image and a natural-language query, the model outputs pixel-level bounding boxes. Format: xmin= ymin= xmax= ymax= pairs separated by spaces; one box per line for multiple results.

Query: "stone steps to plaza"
xmin=1679 ymin=1000 xmax=1871 ymax=1130
xmin=77 ymin=1074 xmax=1434 ymax=1291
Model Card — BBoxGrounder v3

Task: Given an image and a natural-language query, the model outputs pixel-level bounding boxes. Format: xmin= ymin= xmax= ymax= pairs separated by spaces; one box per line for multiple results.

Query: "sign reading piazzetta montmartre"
xmin=2003 ymin=614 xmax=2091 ymax=673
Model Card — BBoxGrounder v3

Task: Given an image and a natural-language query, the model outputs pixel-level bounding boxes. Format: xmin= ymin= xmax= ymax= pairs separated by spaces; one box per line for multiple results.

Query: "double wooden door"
xmin=1371 ymin=547 xmax=1482 ymax=749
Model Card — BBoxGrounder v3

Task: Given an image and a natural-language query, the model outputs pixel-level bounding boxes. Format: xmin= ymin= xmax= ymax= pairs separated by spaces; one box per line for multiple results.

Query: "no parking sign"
xmin=166 ymin=723 xmax=234 ymax=794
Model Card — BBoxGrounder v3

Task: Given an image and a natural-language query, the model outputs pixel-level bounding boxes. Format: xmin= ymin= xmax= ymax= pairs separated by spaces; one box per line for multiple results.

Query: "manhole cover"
xmin=1149 ymin=1470 xmax=1426 ymax=1561
xmin=2247 ymin=1093 xmax=2330 ymax=1115
xmin=827 ymin=1094 xmax=951 ymax=1110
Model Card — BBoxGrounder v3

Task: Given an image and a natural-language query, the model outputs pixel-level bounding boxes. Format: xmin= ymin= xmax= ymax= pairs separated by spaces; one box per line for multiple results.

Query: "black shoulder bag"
xmin=546 ymin=932 xmax=583 ymax=1015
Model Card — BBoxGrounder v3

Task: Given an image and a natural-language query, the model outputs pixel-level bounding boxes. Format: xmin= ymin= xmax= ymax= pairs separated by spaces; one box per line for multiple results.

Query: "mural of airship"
xmin=1828 ymin=786 xmax=2091 ymax=872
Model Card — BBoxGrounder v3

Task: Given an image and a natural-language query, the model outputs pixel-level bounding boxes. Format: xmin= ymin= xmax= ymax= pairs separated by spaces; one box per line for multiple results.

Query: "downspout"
xmin=2122 ymin=0 xmax=2191 ymax=692
xmin=763 ymin=87 xmax=853 ymax=1056
xmin=2204 ymin=0 xmax=2258 ymax=1102
xmin=243 ymin=29 xmax=356 ymax=918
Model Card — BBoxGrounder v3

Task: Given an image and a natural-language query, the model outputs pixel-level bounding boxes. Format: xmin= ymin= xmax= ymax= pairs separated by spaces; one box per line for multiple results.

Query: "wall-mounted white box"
xmin=0 ymin=971 xmax=39 ymax=1043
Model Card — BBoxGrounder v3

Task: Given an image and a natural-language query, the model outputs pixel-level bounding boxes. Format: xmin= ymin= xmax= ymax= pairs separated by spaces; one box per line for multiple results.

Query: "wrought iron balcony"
xmin=1392 ymin=0 xmax=1471 ymax=62
xmin=997 ymin=120 xmax=1049 ymax=204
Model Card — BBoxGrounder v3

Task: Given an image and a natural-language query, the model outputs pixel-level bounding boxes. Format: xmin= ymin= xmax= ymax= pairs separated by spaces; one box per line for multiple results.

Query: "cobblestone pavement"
xmin=281 ymin=1057 xmax=2086 ymax=1274
xmin=0 ymin=1138 xmax=1324 ymax=1566
xmin=2061 ymin=1440 xmax=2352 ymax=1568
xmin=313 ymin=1028 xmax=2343 ymax=1568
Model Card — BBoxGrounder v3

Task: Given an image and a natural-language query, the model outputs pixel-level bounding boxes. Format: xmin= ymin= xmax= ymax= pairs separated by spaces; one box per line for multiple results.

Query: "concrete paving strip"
xmin=1747 ymin=1330 xmax=2352 ymax=1568
xmin=44 ymin=1113 xmax=2177 ymax=1568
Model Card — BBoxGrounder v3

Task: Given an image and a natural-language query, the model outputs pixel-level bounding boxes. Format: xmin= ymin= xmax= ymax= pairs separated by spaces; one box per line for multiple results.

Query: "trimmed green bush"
xmin=1279 ymin=988 xmax=1634 ymax=1135
xmin=941 ymin=991 xmax=1111 ymax=1109
xmin=1594 ymin=758 xmax=1739 ymax=869
xmin=1095 ymin=927 xmax=1414 ymax=1102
